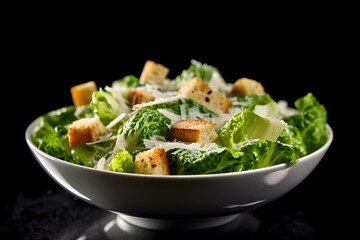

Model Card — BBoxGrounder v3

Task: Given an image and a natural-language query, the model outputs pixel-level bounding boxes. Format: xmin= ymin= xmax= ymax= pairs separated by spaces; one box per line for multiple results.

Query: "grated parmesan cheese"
xmin=143 ymin=138 xmax=223 ymax=152
xmin=132 ymin=95 xmax=182 ymax=110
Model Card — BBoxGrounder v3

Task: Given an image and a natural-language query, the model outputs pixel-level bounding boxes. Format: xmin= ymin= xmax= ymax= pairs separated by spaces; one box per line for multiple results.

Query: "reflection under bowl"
xmin=25 ymin=119 xmax=333 ymax=230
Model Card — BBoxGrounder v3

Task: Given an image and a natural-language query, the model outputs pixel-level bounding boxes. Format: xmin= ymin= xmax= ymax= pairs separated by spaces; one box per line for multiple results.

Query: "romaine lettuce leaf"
xmin=174 ymin=61 xmax=221 ymax=84
xmin=168 ymin=148 xmax=243 ymax=175
xmin=110 ymin=150 xmax=135 ymax=173
xmin=216 ymin=109 xmax=286 ymax=150
xmin=118 ymin=108 xmax=171 ymax=154
xmin=39 ymin=106 xmax=77 ymax=127
xmin=74 ymin=104 xmax=95 ymax=119
xmin=69 ymin=141 xmax=115 ymax=167
xmin=31 ymin=107 xmax=76 ymax=162
xmin=234 ymin=94 xmax=275 ymax=111
xmin=284 ymin=93 xmax=328 ymax=153
xmin=239 ymin=139 xmax=297 ymax=170
xmin=278 ymin=125 xmax=307 ymax=157
xmin=112 ymin=75 xmax=142 ymax=88
xmin=168 ymin=139 xmax=297 ymax=175
xmin=91 ymin=87 xmax=130 ymax=125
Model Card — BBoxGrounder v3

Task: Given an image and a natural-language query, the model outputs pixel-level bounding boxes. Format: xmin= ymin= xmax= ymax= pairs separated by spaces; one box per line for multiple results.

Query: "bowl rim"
xmin=25 ymin=118 xmax=333 ymax=179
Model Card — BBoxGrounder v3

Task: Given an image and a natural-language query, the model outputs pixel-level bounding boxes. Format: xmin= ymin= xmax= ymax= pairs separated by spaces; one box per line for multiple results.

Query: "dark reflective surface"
xmin=0 ymin=187 xmax=320 ymax=239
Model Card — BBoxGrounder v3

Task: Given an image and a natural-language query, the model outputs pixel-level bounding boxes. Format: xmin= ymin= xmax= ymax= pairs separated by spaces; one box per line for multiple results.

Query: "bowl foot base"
xmin=117 ymin=214 xmax=240 ymax=230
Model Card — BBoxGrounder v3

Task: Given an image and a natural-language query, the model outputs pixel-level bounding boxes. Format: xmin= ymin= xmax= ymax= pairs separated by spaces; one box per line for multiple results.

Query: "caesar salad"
xmin=31 ymin=60 xmax=328 ymax=175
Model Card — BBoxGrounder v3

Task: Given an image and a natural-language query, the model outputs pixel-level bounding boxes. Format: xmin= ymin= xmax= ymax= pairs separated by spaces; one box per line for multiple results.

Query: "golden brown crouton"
xmin=178 ymin=77 xmax=232 ymax=114
xmin=70 ymin=81 xmax=97 ymax=107
xmin=139 ymin=60 xmax=169 ymax=85
xmin=68 ymin=116 xmax=107 ymax=148
xmin=128 ymin=88 xmax=155 ymax=105
xmin=231 ymin=77 xmax=265 ymax=96
xmin=134 ymin=147 xmax=170 ymax=175
xmin=170 ymin=119 xmax=218 ymax=144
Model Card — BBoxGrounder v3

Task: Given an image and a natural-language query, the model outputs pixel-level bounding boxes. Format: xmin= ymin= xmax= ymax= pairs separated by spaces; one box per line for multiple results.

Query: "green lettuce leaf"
xmin=174 ymin=61 xmax=221 ymax=84
xmin=278 ymin=125 xmax=307 ymax=157
xmin=118 ymin=108 xmax=171 ymax=154
xmin=239 ymin=139 xmax=297 ymax=170
xmin=168 ymin=148 xmax=243 ymax=175
xmin=234 ymin=94 xmax=275 ymax=110
xmin=217 ymin=109 xmax=286 ymax=150
xmin=110 ymin=150 xmax=135 ymax=173
xmin=284 ymin=93 xmax=328 ymax=153
xmin=91 ymin=87 xmax=130 ymax=125
xmin=168 ymin=139 xmax=297 ymax=174
xmin=112 ymin=75 xmax=142 ymax=88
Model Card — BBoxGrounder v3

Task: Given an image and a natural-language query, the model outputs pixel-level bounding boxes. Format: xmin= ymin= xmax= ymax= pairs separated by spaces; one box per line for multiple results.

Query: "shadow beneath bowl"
xmin=103 ymin=212 xmax=260 ymax=239
xmin=117 ymin=213 xmax=239 ymax=230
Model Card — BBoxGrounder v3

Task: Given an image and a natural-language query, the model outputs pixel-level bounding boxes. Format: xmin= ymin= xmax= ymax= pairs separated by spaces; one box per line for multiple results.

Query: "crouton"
xmin=231 ymin=77 xmax=265 ymax=96
xmin=170 ymin=119 xmax=218 ymax=144
xmin=68 ymin=116 xmax=107 ymax=148
xmin=139 ymin=60 xmax=169 ymax=85
xmin=134 ymin=147 xmax=170 ymax=175
xmin=178 ymin=77 xmax=232 ymax=114
xmin=70 ymin=81 xmax=97 ymax=107
xmin=128 ymin=88 xmax=155 ymax=105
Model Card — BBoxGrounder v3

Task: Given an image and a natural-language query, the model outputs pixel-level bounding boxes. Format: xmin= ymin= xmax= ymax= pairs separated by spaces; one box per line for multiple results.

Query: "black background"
xmin=2 ymin=14 xmax=351 ymax=239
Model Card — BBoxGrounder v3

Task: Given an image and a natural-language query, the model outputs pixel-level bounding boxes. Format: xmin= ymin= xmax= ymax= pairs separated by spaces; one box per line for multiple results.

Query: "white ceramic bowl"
xmin=25 ymin=119 xmax=333 ymax=230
